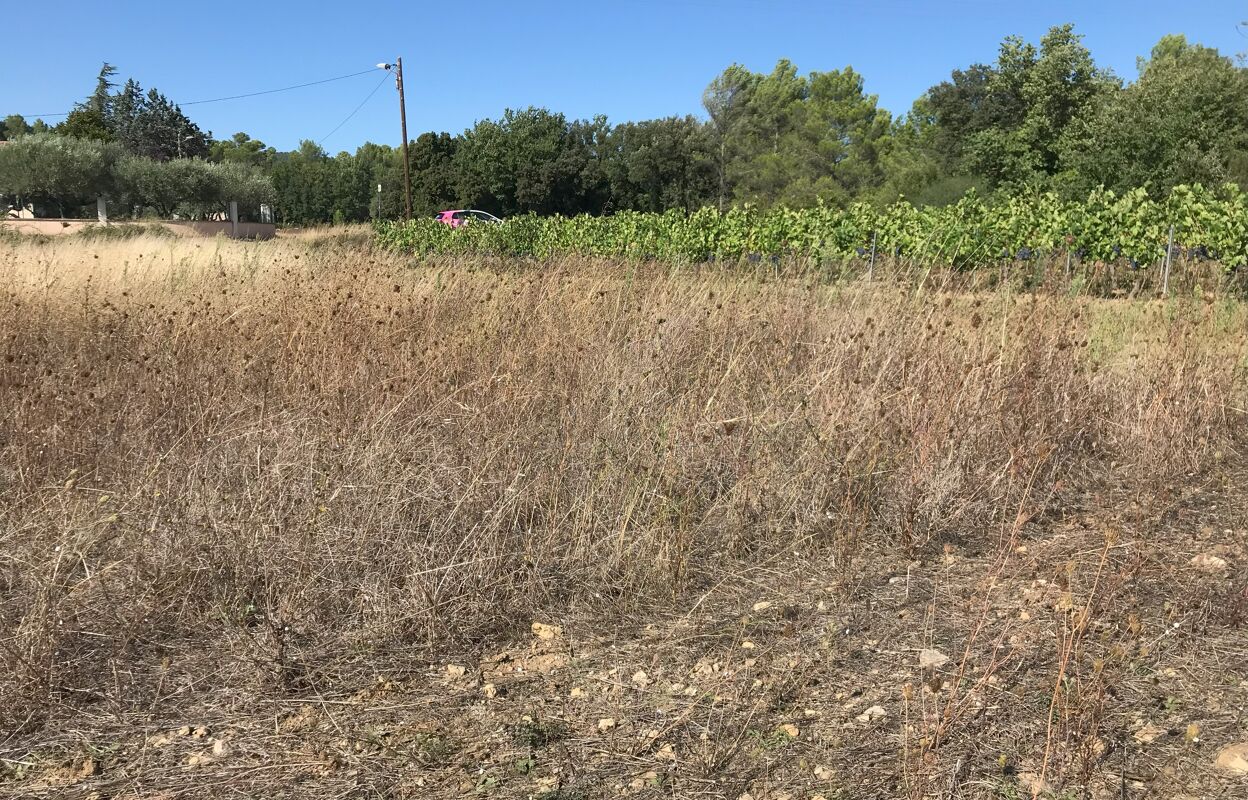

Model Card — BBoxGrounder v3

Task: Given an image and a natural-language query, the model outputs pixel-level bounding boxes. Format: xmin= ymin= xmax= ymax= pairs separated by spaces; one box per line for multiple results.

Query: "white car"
xmin=434 ymin=209 xmax=503 ymax=227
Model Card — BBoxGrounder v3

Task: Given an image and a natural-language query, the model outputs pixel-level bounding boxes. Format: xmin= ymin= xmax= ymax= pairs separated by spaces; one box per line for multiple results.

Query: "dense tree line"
xmin=45 ymin=64 xmax=213 ymax=161
xmin=4 ymin=25 xmax=1247 ymax=224
xmin=881 ymin=28 xmax=1248 ymax=203
xmin=1 ymin=65 xmax=268 ymax=219
xmin=0 ymin=134 xmax=272 ymax=219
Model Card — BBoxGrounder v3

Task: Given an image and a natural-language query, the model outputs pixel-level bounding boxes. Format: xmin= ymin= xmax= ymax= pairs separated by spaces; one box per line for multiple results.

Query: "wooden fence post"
xmin=868 ymin=230 xmax=877 ymax=281
xmin=1162 ymin=223 xmax=1174 ymax=296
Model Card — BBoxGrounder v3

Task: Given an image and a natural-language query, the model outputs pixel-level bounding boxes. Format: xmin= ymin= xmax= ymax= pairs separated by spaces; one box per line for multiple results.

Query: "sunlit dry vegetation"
xmin=1 ymin=234 xmax=1246 ymax=798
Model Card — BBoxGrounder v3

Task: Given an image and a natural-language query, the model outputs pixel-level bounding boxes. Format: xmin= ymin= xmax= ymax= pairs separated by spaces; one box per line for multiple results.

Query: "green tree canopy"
xmin=1 ymin=115 xmax=33 ymax=141
xmin=114 ymin=156 xmax=273 ymax=219
xmin=269 ymin=140 xmax=370 ymax=224
xmin=962 ymin=25 xmax=1115 ymax=190
xmin=453 ymin=108 xmax=609 ymax=217
xmin=56 ymin=108 xmax=114 ymax=143
xmin=114 ymin=156 xmax=217 ymax=217
xmin=404 ymin=133 xmax=458 ymax=216
xmin=700 ymin=60 xmax=890 ymax=208
xmin=606 ymin=116 xmax=716 ymax=212
xmin=0 ymin=133 xmax=119 ymax=215
xmin=209 ymin=132 xmax=277 ymax=168
xmin=1059 ymin=35 xmax=1248 ymax=196
xmin=51 ymin=67 xmax=210 ymax=160
xmin=702 ymin=64 xmax=759 ymax=209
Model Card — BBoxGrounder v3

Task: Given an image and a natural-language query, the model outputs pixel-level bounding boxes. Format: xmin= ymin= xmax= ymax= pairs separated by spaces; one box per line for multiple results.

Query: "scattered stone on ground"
xmin=856 ymin=705 xmax=888 ymax=723
xmin=531 ymin=622 xmax=562 ymax=640
xmin=1190 ymin=552 xmax=1229 ymax=573
xmin=1215 ymin=742 xmax=1248 ymax=774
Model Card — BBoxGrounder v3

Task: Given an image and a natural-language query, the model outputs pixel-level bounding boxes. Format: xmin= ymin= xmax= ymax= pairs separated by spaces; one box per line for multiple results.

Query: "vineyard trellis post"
xmin=868 ymin=230 xmax=876 ymax=281
xmin=1163 ymin=223 xmax=1174 ymax=296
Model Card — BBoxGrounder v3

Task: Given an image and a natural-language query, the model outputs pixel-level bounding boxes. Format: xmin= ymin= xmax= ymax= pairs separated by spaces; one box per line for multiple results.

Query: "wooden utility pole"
xmin=395 ymin=57 xmax=413 ymax=220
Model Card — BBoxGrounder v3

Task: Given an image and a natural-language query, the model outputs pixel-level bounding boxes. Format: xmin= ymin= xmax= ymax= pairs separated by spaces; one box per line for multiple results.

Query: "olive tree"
xmin=114 ymin=156 xmax=217 ymax=217
xmin=0 ymin=133 xmax=118 ymax=216
xmin=214 ymin=161 xmax=276 ymax=219
xmin=113 ymin=157 xmax=274 ymax=219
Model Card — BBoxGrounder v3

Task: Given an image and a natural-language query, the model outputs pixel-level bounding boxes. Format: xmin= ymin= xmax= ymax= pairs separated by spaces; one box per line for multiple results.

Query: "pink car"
xmin=434 ymin=209 xmax=502 ymax=227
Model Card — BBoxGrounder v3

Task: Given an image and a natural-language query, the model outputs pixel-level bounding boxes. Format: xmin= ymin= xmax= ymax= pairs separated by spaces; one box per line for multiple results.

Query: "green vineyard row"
xmin=375 ymin=184 xmax=1248 ymax=269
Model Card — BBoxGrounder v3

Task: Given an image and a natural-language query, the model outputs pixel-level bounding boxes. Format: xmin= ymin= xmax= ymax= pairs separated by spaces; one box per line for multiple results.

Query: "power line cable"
xmin=10 ymin=67 xmax=379 ymax=119
xmin=181 ymin=68 xmax=378 ymax=106
xmin=317 ymin=72 xmax=391 ymax=147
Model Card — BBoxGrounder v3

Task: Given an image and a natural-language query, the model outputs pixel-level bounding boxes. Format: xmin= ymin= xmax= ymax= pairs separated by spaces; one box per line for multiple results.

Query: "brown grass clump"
xmin=1 ymin=234 xmax=1246 ymax=798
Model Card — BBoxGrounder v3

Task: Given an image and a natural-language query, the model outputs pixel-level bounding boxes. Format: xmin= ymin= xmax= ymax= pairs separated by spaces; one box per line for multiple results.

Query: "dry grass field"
xmin=1 ymin=232 xmax=1247 ymax=799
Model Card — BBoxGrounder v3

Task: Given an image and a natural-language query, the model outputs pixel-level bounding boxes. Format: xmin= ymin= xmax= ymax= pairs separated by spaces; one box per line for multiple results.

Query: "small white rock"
xmin=1190 ymin=553 xmax=1229 ymax=573
xmin=856 ymin=705 xmax=888 ymax=722
xmin=1215 ymin=742 xmax=1248 ymax=774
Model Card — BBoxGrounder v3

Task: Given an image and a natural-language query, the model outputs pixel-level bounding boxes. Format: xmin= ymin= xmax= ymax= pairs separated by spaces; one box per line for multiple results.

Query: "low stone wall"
xmin=0 ymin=219 xmax=276 ymax=240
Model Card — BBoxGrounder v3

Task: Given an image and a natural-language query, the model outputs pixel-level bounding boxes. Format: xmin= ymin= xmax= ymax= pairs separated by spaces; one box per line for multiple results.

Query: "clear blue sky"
xmin=5 ymin=1 xmax=1245 ymax=152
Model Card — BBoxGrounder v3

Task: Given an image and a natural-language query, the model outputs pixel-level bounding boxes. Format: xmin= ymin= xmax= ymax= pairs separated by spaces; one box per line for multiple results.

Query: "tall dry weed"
xmin=0 ymin=235 xmax=1244 ymax=732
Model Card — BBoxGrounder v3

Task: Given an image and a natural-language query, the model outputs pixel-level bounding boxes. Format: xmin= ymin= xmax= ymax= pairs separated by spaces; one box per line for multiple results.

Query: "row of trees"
xmin=261 ymin=27 xmax=1248 ymax=224
xmin=0 ymin=135 xmax=271 ymax=219
xmin=1 ymin=66 xmax=268 ymax=219
xmin=4 ymin=25 xmax=1246 ymax=224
